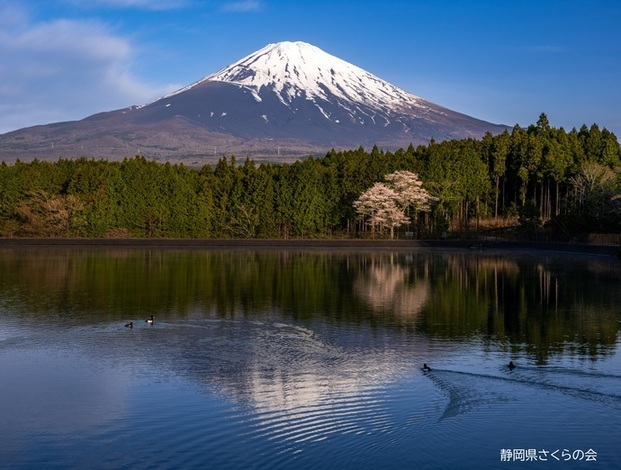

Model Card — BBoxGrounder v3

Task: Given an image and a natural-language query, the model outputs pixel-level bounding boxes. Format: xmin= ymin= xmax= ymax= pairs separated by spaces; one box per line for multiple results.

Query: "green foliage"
xmin=552 ymin=162 xmax=620 ymax=233
xmin=1 ymin=116 xmax=620 ymax=238
xmin=518 ymin=200 xmax=542 ymax=232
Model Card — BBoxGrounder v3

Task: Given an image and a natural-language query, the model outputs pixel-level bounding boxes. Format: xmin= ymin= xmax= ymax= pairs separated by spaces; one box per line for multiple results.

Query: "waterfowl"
xmin=146 ymin=315 xmax=154 ymax=325
xmin=125 ymin=322 xmax=133 ymax=329
xmin=423 ymin=363 xmax=432 ymax=372
xmin=508 ymin=361 xmax=516 ymax=370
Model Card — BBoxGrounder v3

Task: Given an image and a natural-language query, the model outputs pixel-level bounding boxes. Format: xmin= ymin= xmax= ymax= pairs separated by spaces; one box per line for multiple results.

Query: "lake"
xmin=0 ymin=246 xmax=620 ymax=469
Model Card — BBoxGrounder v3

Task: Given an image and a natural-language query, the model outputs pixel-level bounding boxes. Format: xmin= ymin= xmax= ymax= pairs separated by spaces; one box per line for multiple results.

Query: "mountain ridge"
xmin=0 ymin=41 xmax=509 ymax=163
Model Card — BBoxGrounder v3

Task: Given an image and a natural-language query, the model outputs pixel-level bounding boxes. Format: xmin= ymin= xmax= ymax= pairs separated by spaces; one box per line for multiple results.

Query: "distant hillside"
xmin=0 ymin=41 xmax=509 ymax=163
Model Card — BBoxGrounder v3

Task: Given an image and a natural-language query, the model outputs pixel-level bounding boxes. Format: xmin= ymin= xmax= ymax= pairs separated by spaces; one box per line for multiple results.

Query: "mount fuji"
xmin=0 ymin=41 xmax=509 ymax=162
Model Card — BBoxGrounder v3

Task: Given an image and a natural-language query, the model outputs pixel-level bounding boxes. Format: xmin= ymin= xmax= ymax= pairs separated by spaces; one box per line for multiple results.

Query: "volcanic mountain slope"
xmin=0 ymin=41 xmax=509 ymax=162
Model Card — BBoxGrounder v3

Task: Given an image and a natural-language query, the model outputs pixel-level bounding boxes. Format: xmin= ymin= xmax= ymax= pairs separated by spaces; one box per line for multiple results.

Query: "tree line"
xmin=2 ymin=249 xmax=618 ymax=361
xmin=0 ymin=114 xmax=619 ymax=239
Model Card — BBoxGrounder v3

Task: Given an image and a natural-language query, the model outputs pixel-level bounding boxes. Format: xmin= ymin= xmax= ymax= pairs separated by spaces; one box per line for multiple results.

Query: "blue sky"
xmin=1 ymin=0 xmax=620 ymax=137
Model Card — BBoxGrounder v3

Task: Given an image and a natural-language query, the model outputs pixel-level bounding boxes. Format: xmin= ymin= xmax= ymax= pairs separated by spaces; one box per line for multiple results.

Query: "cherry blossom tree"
xmin=353 ymin=182 xmax=408 ymax=238
xmin=384 ymin=171 xmax=435 ymax=213
xmin=353 ymin=171 xmax=435 ymax=238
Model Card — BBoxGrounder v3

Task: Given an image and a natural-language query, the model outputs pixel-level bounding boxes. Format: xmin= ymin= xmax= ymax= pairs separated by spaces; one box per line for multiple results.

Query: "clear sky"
xmin=1 ymin=0 xmax=620 ymax=137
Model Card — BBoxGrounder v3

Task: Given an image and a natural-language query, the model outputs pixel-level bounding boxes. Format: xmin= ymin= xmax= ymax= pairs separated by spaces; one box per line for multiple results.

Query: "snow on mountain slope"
xmin=0 ymin=41 xmax=509 ymax=161
xmin=164 ymin=41 xmax=430 ymax=121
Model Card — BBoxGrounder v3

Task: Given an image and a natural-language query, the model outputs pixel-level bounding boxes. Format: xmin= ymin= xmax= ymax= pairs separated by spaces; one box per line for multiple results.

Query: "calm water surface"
xmin=0 ymin=247 xmax=620 ymax=469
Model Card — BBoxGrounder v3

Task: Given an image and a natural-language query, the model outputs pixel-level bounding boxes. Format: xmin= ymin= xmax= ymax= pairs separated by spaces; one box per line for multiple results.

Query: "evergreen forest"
xmin=1 ymin=114 xmax=620 ymax=239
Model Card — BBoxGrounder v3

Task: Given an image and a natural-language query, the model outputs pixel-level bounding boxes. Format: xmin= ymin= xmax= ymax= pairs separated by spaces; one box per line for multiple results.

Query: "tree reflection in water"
xmin=0 ymin=247 xmax=618 ymax=364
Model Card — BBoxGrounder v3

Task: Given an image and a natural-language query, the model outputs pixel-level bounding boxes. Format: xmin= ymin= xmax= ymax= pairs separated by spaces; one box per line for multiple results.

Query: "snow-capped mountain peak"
xmin=0 ymin=41 xmax=507 ymax=162
xmin=169 ymin=41 xmax=423 ymax=114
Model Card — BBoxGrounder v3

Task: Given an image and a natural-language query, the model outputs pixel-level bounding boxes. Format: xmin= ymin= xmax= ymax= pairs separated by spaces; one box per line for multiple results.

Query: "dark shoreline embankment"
xmin=1 ymin=237 xmax=619 ymax=257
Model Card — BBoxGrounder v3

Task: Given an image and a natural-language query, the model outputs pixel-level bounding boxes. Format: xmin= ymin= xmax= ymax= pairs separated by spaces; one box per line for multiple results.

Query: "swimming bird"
xmin=146 ymin=315 xmax=154 ymax=325
xmin=125 ymin=321 xmax=133 ymax=329
xmin=508 ymin=361 xmax=516 ymax=370
xmin=423 ymin=363 xmax=432 ymax=372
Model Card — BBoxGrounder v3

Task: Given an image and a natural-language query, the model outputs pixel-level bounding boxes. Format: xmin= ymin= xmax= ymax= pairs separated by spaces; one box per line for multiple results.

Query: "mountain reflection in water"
xmin=0 ymin=248 xmax=620 ymax=469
